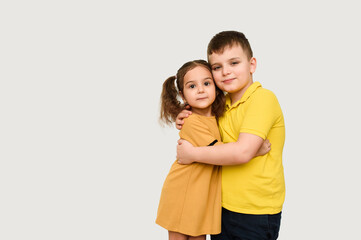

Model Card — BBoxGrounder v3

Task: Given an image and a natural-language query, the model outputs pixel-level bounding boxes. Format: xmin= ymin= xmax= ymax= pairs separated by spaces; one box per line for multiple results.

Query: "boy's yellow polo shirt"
xmin=218 ymin=81 xmax=285 ymax=214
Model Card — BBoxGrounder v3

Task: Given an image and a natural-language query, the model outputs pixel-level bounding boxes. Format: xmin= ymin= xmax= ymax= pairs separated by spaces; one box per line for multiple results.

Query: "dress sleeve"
xmin=179 ymin=116 xmax=219 ymax=147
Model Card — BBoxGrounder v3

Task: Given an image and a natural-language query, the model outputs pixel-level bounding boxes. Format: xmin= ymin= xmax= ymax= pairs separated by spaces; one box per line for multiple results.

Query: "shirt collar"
xmin=225 ymin=82 xmax=262 ymax=110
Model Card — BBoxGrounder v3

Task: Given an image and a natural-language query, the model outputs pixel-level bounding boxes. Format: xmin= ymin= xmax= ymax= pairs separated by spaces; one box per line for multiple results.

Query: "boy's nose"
xmin=222 ymin=66 xmax=231 ymax=75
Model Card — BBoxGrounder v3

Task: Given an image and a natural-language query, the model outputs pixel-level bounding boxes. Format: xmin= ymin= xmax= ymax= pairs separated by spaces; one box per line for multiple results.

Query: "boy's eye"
xmin=212 ymin=66 xmax=221 ymax=71
xmin=231 ymin=61 xmax=239 ymax=65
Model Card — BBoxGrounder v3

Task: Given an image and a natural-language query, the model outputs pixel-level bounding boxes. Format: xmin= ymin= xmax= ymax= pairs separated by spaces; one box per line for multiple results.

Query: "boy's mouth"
xmin=223 ymin=78 xmax=235 ymax=84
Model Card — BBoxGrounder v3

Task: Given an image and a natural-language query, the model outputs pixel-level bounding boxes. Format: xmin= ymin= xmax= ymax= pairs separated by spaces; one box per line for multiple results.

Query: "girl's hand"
xmin=255 ymin=139 xmax=271 ymax=156
xmin=175 ymin=108 xmax=192 ymax=130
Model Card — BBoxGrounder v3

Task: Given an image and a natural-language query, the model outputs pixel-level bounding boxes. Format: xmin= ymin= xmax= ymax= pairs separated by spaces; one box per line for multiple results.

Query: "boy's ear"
xmin=250 ymin=57 xmax=257 ymax=74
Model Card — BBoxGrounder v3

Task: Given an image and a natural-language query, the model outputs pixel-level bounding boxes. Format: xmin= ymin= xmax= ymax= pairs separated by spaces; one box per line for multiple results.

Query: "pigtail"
xmin=160 ymin=76 xmax=183 ymax=125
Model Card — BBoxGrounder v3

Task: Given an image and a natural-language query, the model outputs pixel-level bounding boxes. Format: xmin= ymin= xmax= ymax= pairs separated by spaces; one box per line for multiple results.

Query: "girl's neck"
xmin=191 ymin=107 xmax=213 ymax=117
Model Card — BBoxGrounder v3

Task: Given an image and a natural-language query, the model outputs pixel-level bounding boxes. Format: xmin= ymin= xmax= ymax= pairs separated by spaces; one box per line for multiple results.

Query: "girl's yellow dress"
xmin=156 ymin=114 xmax=222 ymax=236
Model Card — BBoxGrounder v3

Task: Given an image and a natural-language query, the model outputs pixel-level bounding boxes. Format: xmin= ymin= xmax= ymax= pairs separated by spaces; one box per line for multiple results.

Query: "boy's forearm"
xmin=193 ymin=142 xmax=255 ymax=165
xmin=190 ymin=133 xmax=264 ymax=166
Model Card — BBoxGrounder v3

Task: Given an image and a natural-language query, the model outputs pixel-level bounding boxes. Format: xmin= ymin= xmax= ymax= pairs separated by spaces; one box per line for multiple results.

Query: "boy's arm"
xmin=175 ymin=109 xmax=192 ymax=130
xmin=177 ymin=132 xmax=264 ymax=165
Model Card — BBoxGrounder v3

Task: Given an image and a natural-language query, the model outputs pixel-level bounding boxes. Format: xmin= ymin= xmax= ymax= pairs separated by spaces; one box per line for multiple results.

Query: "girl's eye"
xmin=204 ymin=82 xmax=210 ymax=86
xmin=189 ymin=84 xmax=196 ymax=89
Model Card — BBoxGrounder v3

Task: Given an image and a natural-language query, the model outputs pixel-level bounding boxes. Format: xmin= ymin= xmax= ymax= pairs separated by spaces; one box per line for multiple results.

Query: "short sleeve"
xmin=240 ymin=90 xmax=282 ymax=139
xmin=179 ymin=116 xmax=219 ymax=147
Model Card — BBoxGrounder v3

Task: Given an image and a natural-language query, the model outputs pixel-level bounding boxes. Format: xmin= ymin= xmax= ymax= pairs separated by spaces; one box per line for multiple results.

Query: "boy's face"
xmin=209 ymin=44 xmax=256 ymax=98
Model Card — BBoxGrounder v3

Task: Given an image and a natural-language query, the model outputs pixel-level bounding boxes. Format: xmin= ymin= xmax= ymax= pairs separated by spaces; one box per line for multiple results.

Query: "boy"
xmin=176 ymin=31 xmax=285 ymax=240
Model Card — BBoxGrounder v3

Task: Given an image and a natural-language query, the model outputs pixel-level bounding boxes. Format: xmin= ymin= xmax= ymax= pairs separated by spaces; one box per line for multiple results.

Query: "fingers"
xmin=176 ymin=140 xmax=181 ymax=163
xmin=175 ymin=120 xmax=184 ymax=130
xmin=180 ymin=110 xmax=192 ymax=118
xmin=265 ymin=139 xmax=271 ymax=148
xmin=177 ymin=139 xmax=184 ymax=164
xmin=175 ymin=110 xmax=192 ymax=129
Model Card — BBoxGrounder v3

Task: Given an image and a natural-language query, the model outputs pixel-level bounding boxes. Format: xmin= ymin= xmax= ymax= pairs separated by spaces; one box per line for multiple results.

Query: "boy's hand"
xmin=255 ymin=139 xmax=271 ymax=156
xmin=176 ymin=139 xmax=195 ymax=164
xmin=175 ymin=108 xmax=192 ymax=130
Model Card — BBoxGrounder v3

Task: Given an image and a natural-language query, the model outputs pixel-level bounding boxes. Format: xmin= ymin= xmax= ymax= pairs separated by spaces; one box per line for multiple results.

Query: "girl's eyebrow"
xmin=184 ymin=80 xmax=195 ymax=87
xmin=184 ymin=80 xmax=195 ymax=85
xmin=186 ymin=77 xmax=212 ymax=84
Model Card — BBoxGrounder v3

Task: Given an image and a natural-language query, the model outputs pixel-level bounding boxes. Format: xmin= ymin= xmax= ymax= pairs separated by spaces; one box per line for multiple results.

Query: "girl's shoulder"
xmin=180 ymin=114 xmax=219 ymax=146
xmin=182 ymin=114 xmax=216 ymax=133
xmin=183 ymin=114 xmax=215 ymax=126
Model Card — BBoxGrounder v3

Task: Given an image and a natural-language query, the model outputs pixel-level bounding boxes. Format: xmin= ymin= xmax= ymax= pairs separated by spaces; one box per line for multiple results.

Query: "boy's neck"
xmin=229 ymin=80 xmax=253 ymax=105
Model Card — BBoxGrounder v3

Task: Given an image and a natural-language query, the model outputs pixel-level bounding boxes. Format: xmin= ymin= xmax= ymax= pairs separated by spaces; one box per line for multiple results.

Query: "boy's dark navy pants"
xmin=211 ymin=208 xmax=282 ymax=240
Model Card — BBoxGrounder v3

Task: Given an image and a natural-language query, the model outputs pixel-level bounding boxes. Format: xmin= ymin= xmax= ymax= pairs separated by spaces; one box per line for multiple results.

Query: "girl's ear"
xmin=179 ymin=91 xmax=186 ymax=104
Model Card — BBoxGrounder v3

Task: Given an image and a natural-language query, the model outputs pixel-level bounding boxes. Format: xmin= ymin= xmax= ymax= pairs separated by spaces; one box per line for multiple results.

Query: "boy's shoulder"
xmin=254 ymin=82 xmax=274 ymax=94
xmin=240 ymin=82 xmax=277 ymax=104
xmin=252 ymin=84 xmax=278 ymax=99
xmin=250 ymin=84 xmax=282 ymax=111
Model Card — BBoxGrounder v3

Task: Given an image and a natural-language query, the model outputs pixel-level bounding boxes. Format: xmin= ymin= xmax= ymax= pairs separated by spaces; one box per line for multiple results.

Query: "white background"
xmin=1 ymin=1 xmax=360 ymax=239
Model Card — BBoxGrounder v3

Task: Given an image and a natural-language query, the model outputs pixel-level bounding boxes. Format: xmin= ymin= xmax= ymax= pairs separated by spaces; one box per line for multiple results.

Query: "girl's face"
xmin=181 ymin=66 xmax=216 ymax=117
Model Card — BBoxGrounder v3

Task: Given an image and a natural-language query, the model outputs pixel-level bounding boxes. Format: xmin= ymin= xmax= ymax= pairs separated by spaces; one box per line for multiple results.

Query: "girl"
xmin=156 ymin=60 xmax=269 ymax=240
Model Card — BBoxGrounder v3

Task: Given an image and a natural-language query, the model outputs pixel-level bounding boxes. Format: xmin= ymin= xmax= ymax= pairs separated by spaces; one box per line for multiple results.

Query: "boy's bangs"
xmin=210 ymin=42 xmax=240 ymax=55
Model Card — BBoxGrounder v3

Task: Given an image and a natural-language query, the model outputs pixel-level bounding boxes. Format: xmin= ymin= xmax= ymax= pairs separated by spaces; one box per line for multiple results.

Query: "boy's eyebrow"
xmin=229 ymin=57 xmax=241 ymax=61
xmin=211 ymin=57 xmax=241 ymax=66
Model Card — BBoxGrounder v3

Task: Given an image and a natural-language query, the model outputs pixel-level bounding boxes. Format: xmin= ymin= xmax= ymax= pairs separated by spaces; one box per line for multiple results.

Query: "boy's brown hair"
xmin=207 ymin=31 xmax=253 ymax=60
xmin=160 ymin=60 xmax=225 ymax=125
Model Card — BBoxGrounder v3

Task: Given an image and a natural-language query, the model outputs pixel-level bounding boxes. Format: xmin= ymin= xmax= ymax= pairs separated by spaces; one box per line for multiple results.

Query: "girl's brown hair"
xmin=160 ymin=60 xmax=225 ymax=125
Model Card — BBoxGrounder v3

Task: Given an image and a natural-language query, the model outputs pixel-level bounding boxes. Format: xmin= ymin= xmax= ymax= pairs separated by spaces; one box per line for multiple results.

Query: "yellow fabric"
xmin=218 ymin=82 xmax=285 ymax=214
xmin=156 ymin=114 xmax=222 ymax=236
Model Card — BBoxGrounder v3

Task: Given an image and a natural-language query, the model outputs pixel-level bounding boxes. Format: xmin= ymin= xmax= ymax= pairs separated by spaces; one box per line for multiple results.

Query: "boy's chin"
xmin=223 ymin=87 xmax=240 ymax=93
